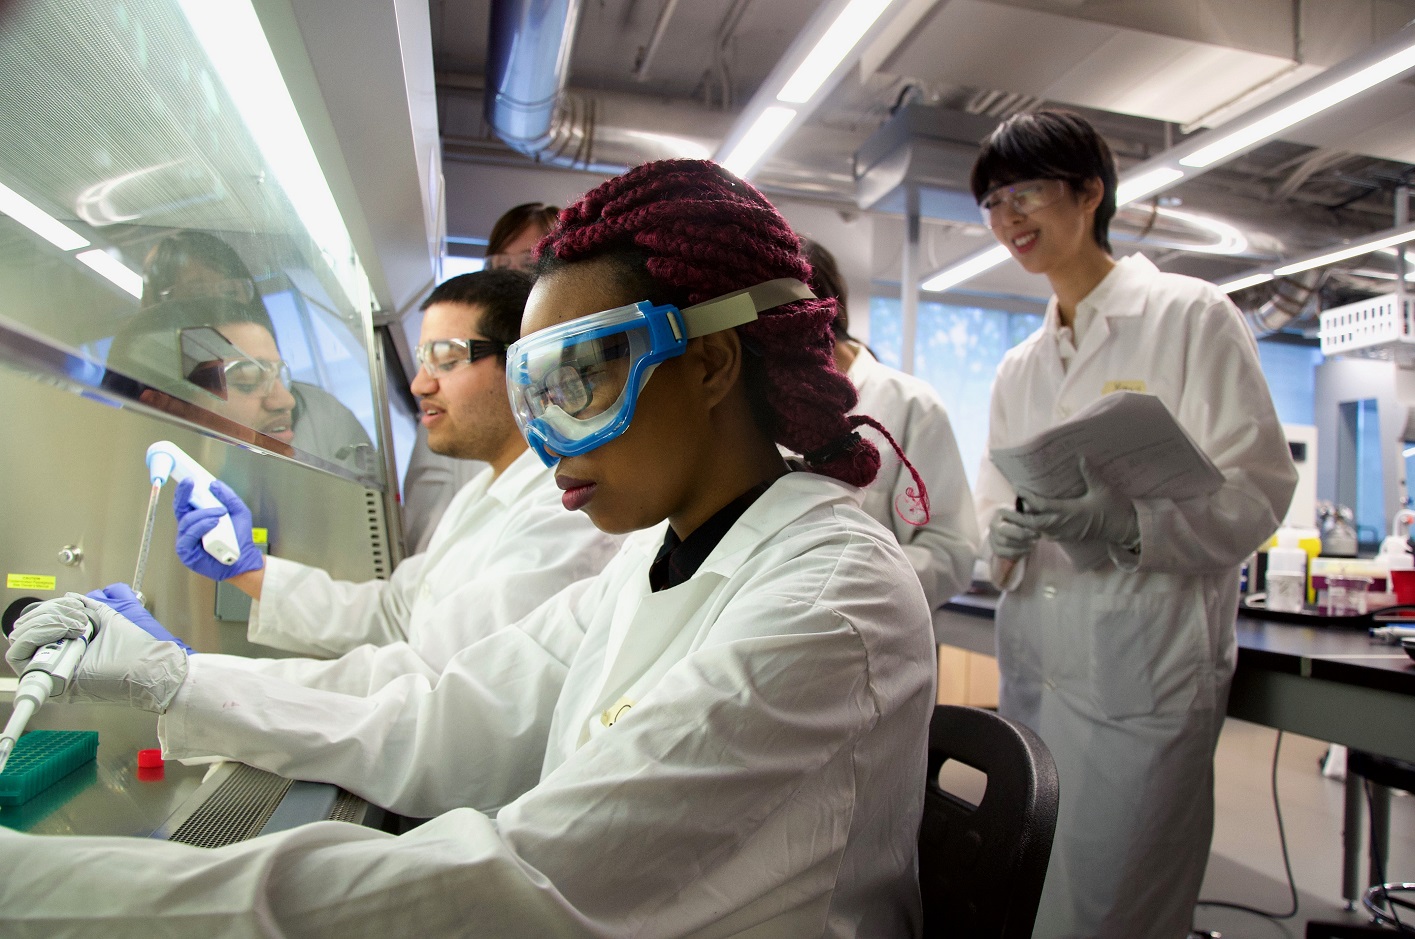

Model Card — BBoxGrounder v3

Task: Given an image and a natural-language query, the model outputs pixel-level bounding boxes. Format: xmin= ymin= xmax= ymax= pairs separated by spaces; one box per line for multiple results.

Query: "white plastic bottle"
xmin=1266 ymin=529 xmax=1308 ymax=614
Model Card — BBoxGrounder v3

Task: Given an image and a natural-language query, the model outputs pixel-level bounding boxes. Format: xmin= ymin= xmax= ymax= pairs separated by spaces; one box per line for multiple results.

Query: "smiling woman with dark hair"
xmin=972 ymin=110 xmax=1298 ymax=939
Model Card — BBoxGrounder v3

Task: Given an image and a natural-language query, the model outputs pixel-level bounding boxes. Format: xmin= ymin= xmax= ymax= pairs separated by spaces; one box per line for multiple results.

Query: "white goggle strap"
xmin=680 ymin=278 xmax=816 ymax=339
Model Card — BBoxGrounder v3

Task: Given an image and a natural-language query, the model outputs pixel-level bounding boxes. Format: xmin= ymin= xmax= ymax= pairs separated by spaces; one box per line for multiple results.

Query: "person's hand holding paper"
xmin=1014 ymin=458 xmax=1139 ymax=548
xmin=987 ymin=392 xmax=1224 ymax=574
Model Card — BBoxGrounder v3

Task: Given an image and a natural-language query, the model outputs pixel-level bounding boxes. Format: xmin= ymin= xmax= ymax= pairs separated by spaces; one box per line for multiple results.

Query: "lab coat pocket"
xmin=1088 ymin=591 xmax=1195 ymax=720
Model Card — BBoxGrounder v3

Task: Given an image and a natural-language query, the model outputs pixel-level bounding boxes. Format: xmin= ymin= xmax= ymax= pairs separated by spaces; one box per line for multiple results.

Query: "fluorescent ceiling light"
xmin=721 ymin=106 xmax=798 ymax=178
xmin=0 ymin=180 xmax=89 ymax=251
xmin=1217 ymin=272 xmax=1275 ymax=293
xmin=1115 ymin=168 xmax=1185 ymax=207
xmin=1273 ymin=228 xmax=1415 ymax=276
xmin=777 ymin=0 xmax=895 ymax=104
xmin=1180 ymin=40 xmax=1415 ymax=168
xmin=1154 ymin=207 xmax=1248 ymax=255
xmin=75 ymin=249 xmax=143 ymax=298
xmin=622 ymin=130 xmax=712 ymax=160
xmin=921 ymin=244 xmax=1012 ymax=293
xmin=177 ymin=0 xmax=370 ymax=311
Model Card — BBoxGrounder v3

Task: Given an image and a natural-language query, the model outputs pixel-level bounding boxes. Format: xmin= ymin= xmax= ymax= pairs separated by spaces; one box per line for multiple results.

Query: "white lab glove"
xmin=4 ymin=595 xmax=88 ymax=672
xmin=6 ymin=593 xmax=189 ymax=712
xmin=1018 ymin=459 xmax=1140 ymax=548
xmin=989 ymin=508 xmax=1042 ymax=560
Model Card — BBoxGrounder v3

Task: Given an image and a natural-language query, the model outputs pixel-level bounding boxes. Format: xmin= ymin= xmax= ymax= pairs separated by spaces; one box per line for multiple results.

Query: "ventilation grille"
xmin=364 ymin=490 xmax=391 ymax=579
xmin=328 ymin=788 xmax=368 ymax=824
xmin=167 ymin=764 xmax=293 ymax=848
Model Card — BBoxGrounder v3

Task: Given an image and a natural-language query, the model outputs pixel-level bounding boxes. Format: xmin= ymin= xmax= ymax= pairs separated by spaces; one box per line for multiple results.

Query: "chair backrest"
xmin=918 ymin=704 xmax=1060 ymax=939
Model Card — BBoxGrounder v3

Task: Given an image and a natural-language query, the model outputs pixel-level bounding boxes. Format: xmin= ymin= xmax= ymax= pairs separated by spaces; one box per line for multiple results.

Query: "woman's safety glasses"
xmin=506 ymin=278 xmax=816 ymax=466
xmin=978 ymin=178 xmax=1069 ymax=227
xmin=415 ymin=338 xmax=507 ymax=378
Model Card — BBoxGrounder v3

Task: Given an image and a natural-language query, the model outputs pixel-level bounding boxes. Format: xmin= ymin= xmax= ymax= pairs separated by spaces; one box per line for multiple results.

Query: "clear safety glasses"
xmin=978 ymin=178 xmax=1069 ymax=227
xmin=415 ymin=338 xmax=506 ymax=378
xmin=506 ymin=278 xmax=816 ymax=466
xmin=179 ymin=326 xmax=292 ymax=400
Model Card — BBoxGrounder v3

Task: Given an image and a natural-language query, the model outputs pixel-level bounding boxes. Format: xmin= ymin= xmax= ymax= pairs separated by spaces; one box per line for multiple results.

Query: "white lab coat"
xmin=239 ymin=447 xmax=622 ymax=688
xmin=850 ymin=347 xmax=979 ymax=616
xmin=0 ymin=473 xmax=936 ymax=938
xmin=975 ymin=255 xmax=1296 ymax=939
xmin=400 ymin=423 xmax=487 ymax=553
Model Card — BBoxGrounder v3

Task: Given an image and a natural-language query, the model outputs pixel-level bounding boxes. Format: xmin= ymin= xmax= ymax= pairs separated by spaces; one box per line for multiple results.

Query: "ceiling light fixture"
xmin=777 ymin=0 xmax=896 ymax=104
xmin=1273 ymin=225 xmax=1415 ymax=276
xmin=75 ymin=248 xmax=143 ymax=298
xmin=1217 ymin=272 xmax=1276 ymax=293
xmin=720 ymin=107 xmax=798 ymax=178
xmin=920 ymin=245 xmax=1011 ymax=293
xmin=0 ymin=180 xmax=89 ymax=251
xmin=1114 ymin=169 xmax=1185 ymax=208
xmin=176 ymin=0 xmax=370 ymax=311
xmin=1214 ymin=222 xmax=1415 ymax=292
xmin=1180 ymin=39 xmax=1415 ymax=168
xmin=1153 ymin=207 xmax=1249 ymax=255
xmin=715 ymin=0 xmax=903 ymax=179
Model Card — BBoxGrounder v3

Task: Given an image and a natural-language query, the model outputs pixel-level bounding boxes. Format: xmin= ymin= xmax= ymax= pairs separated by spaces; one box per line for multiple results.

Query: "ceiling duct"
xmin=484 ymin=0 xmax=585 ymax=159
xmin=1240 ymin=269 xmax=1325 ymax=336
xmin=853 ymin=104 xmax=1000 ymax=221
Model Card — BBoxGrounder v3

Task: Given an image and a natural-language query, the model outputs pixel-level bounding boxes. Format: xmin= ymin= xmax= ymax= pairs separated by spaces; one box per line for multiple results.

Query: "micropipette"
xmin=145 ymin=441 xmax=241 ymax=566
xmin=0 ymin=607 xmax=92 ymax=774
xmin=131 ymin=479 xmax=163 ymax=604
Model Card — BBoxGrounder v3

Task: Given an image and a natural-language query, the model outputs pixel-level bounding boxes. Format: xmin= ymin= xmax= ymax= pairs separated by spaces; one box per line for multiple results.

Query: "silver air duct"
xmin=484 ymin=0 xmax=584 ymax=159
xmin=1242 ymin=269 xmax=1324 ymax=337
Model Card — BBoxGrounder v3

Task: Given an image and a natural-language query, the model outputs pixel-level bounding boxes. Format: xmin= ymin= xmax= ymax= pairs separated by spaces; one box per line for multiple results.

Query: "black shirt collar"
xmin=648 ymin=480 xmax=775 ymax=592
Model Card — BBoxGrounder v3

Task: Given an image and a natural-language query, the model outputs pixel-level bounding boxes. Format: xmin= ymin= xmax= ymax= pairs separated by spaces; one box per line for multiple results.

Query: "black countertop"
xmin=936 ymin=592 xmax=1415 ymax=698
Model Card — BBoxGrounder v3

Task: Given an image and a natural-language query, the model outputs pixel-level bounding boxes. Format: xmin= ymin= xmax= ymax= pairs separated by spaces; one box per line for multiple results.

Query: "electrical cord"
xmin=1195 ymin=730 xmax=1300 ymax=921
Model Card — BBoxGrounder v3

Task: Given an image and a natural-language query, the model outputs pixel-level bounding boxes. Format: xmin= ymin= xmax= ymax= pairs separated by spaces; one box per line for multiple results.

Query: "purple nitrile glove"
xmin=85 ymin=583 xmax=194 ymax=654
xmin=173 ymin=477 xmax=264 ymax=581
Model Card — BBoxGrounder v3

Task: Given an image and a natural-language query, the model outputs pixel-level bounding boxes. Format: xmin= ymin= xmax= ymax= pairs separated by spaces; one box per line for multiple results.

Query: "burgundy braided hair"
xmin=538 ymin=159 xmax=929 ymax=520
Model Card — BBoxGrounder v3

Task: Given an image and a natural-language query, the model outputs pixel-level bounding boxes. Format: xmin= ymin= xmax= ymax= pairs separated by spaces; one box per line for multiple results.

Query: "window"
xmin=868 ymin=297 xmax=1041 ymax=486
xmin=867 ymin=299 xmax=1319 ymax=491
xmin=1255 ymin=339 xmax=1322 ymax=426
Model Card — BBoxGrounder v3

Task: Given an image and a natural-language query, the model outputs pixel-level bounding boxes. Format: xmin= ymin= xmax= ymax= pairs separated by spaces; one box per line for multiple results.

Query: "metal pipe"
xmin=901 ymin=186 xmax=921 ymax=375
xmin=1396 ymin=184 xmax=1409 ymax=315
xmin=484 ymin=0 xmax=585 ymax=155
xmin=633 ymin=0 xmax=681 ymax=82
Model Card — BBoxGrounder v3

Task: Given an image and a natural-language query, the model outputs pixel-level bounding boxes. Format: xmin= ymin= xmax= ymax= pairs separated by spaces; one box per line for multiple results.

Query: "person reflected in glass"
xmin=140 ymin=230 xmax=260 ymax=310
xmin=104 ymin=296 xmax=298 ymax=448
xmin=483 ymin=202 xmax=559 ymax=271
xmin=135 ymin=230 xmax=373 ymax=473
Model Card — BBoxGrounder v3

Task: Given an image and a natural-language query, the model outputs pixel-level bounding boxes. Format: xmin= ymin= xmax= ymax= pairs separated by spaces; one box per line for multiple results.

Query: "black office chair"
xmin=918 ymin=704 xmax=1061 ymax=939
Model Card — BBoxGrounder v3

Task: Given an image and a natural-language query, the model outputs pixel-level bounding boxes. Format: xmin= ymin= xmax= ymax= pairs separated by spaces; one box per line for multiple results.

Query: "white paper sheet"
xmin=989 ymin=391 xmax=1224 ymax=569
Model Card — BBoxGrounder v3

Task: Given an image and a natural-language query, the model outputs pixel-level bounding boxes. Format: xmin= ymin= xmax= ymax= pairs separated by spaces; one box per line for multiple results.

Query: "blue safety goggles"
xmin=506 ymin=278 xmax=814 ymax=466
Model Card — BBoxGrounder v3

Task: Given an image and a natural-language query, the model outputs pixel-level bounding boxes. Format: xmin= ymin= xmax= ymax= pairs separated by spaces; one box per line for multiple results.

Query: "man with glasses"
xmin=167 ymin=270 xmax=623 ymax=693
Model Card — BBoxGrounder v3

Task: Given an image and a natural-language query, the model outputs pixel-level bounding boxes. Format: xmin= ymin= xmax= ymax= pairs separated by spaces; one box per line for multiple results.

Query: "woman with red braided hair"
xmin=1 ymin=160 xmax=937 ymax=938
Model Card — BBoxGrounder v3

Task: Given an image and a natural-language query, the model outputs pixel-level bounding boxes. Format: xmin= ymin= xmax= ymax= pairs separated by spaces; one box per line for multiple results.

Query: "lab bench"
xmin=934 ymin=593 xmax=1415 ymax=763
xmin=0 ymin=697 xmax=383 ymax=842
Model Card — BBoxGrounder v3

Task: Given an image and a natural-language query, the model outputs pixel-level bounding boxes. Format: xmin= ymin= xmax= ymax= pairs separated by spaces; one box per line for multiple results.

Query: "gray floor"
xmin=1194 ymin=719 xmax=1415 ymax=937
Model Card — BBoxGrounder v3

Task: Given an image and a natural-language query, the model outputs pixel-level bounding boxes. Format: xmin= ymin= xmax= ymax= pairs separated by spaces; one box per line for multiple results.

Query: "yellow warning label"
xmin=7 ymin=574 xmax=57 ymax=591
xmin=1102 ymin=379 xmax=1146 ymax=395
xmin=251 ymin=527 xmax=268 ymax=544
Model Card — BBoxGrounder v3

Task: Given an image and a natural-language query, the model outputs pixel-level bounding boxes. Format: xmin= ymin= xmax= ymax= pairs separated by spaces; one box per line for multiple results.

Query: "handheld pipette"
xmin=144 ymin=441 xmax=241 ymax=567
xmin=0 ymin=606 xmax=92 ymax=774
